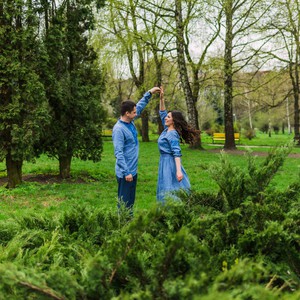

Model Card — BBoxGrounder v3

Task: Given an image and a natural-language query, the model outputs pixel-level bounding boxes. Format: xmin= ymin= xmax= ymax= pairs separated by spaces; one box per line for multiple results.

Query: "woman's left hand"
xmin=176 ymin=171 xmax=183 ymax=182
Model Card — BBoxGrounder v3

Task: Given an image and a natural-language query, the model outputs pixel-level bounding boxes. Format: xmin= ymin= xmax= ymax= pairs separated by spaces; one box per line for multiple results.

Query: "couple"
xmin=112 ymin=86 xmax=199 ymax=214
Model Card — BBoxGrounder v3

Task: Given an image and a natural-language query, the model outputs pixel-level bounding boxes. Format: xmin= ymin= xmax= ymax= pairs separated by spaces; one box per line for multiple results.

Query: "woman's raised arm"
xmin=160 ymin=86 xmax=166 ymax=111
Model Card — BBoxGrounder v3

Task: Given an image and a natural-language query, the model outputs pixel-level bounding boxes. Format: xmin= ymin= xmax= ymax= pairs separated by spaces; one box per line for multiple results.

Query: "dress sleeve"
xmin=167 ymin=131 xmax=182 ymax=157
xmin=159 ymin=110 xmax=168 ymax=129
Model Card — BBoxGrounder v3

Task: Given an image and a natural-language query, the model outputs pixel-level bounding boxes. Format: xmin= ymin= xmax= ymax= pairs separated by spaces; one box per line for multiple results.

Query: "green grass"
xmin=0 ymin=132 xmax=300 ymax=221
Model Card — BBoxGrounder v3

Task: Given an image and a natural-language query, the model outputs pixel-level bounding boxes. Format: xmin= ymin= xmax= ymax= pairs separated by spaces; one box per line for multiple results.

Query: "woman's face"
xmin=165 ymin=112 xmax=174 ymax=127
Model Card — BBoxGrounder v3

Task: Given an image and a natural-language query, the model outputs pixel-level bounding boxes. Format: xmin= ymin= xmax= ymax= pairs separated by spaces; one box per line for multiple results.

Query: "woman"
xmin=157 ymin=86 xmax=199 ymax=202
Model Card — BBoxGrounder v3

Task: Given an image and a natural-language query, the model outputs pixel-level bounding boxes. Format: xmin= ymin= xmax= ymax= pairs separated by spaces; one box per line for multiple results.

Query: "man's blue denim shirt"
xmin=112 ymin=91 xmax=152 ymax=178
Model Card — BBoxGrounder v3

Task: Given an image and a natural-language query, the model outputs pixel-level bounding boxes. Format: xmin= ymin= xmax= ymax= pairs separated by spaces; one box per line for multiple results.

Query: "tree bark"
xmin=286 ymin=98 xmax=291 ymax=134
xmin=289 ymin=62 xmax=300 ymax=144
xmin=175 ymin=0 xmax=201 ymax=148
xmin=247 ymin=99 xmax=253 ymax=129
xmin=293 ymin=92 xmax=300 ymax=143
xmin=223 ymin=0 xmax=236 ymax=150
xmin=59 ymin=155 xmax=72 ymax=179
xmin=289 ymin=3 xmax=300 ymax=144
xmin=154 ymin=54 xmax=164 ymax=135
xmin=141 ymin=110 xmax=150 ymax=142
xmin=6 ymin=152 xmax=23 ymax=188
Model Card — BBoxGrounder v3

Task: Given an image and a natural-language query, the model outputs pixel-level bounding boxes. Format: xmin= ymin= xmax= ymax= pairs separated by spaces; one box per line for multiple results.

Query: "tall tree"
xmin=173 ymin=0 xmax=221 ymax=148
xmin=218 ymin=0 xmax=274 ymax=149
xmin=136 ymin=0 xmax=222 ymax=147
xmin=97 ymin=0 xmax=221 ymax=144
xmin=137 ymin=0 xmax=175 ymax=134
xmin=223 ymin=0 xmax=235 ymax=149
xmin=0 ymin=0 xmax=49 ymax=188
xmin=262 ymin=0 xmax=300 ymax=144
xmin=38 ymin=0 xmax=106 ymax=178
xmin=97 ymin=0 xmax=152 ymax=141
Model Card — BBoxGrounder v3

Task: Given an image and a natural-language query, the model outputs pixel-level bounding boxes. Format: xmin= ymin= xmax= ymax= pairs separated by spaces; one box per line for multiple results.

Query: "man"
xmin=112 ymin=87 xmax=160 ymax=215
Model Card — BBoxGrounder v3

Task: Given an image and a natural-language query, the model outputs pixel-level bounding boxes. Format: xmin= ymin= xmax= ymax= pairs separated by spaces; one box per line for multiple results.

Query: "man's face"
xmin=126 ymin=107 xmax=137 ymax=121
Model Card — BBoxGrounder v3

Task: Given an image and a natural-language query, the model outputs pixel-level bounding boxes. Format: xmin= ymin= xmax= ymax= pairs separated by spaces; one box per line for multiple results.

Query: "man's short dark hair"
xmin=120 ymin=100 xmax=136 ymax=116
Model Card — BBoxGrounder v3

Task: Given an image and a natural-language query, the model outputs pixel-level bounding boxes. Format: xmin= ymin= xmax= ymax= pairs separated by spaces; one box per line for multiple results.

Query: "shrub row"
xmin=0 ymin=145 xmax=299 ymax=299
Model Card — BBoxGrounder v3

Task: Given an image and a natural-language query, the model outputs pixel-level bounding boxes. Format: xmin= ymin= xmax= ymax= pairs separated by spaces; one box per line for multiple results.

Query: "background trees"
xmin=96 ymin=0 xmax=153 ymax=141
xmin=96 ymin=0 xmax=297 ymax=148
xmin=173 ymin=0 xmax=221 ymax=148
xmin=2 ymin=0 xmax=300 ymax=186
xmin=216 ymin=0 xmax=276 ymax=149
xmin=38 ymin=0 xmax=106 ymax=179
xmin=262 ymin=0 xmax=300 ymax=143
xmin=0 ymin=0 xmax=106 ymax=187
xmin=0 ymin=0 xmax=49 ymax=188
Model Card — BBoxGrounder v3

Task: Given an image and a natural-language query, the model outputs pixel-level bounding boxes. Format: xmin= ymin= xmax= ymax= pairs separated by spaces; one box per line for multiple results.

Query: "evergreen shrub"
xmin=0 ymin=144 xmax=299 ymax=299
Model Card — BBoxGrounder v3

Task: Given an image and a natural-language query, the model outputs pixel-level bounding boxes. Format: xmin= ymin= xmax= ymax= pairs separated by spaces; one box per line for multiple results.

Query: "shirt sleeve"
xmin=167 ymin=131 xmax=182 ymax=157
xmin=159 ymin=110 xmax=168 ymax=129
xmin=135 ymin=91 xmax=152 ymax=119
xmin=112 ymin=128 xmax=130 ymax=176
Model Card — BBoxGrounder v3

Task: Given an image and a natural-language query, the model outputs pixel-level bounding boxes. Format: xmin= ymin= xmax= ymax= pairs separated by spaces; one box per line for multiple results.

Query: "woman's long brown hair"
xmin=170 ymin=110 xmax=200 ymax=144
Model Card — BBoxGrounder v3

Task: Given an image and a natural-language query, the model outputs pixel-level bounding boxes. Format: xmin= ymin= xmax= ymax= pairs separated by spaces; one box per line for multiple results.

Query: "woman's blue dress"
xmin=156 ymin=110 xmax=191 ymax=202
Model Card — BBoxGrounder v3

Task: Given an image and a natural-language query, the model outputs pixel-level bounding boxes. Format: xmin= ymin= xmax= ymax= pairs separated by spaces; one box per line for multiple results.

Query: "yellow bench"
xmin=212 ymin=132 xmax=240 ymax=143
xmin=102 ymin=129 xmax=112 ymax=138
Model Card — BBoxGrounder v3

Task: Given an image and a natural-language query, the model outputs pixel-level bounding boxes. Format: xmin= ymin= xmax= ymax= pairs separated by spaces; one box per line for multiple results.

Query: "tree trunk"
xmin=286 ymin=97 xmax=291 ymax=134
xmin=292 ymin=61 xmax=300 ymax=143
xmin=141 ymin=110 xmax=150 ymax=142
xmin=6 ymin=152 xmax=22 ymax=188
xmin=154 ymin=57 xmax=164 ymax=135
xmin=247 ymin=99 xmax=253 ymax=129
xmin=59 ymin=154 xmax=72 ymax=179
xmin=175 ymin=0 xmax=201 ymax=149
xmin=223 ymin=0 xmax=236 ymax=150
xmin=293 ymin=92 xmax=300 ymax=143
xmin=268 ymin=119 xmax=272 ymax=137
xmin=289 ymin=62 xmax=300 ymax=143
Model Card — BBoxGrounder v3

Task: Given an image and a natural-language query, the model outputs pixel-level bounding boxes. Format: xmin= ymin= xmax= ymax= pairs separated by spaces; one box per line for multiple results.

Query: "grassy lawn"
xmin=0 ymin=131 xmax=299 ymax=221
